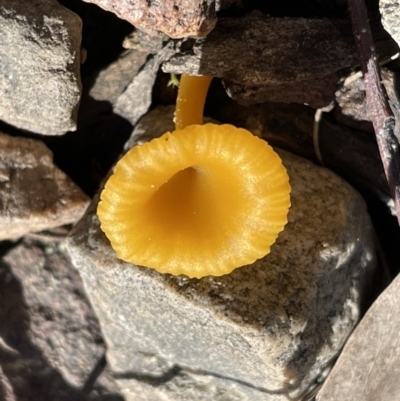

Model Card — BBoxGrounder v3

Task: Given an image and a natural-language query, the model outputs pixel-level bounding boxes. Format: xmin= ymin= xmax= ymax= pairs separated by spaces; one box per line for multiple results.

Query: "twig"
xmin=348 ymin=0 xmax=400 ymax=225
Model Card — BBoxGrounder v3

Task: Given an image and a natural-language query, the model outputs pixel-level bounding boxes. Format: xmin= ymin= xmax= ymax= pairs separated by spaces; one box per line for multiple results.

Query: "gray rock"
xmin=115 ymin=369 xmax=276 ymax=401
xmin=90 ymin=36 xmax=173 ymax=128
xmin=0 ymin=365 xmax=16 ymax=401
xmin=163 ymin=15 xmax=397 ymax=108
xmin=90 ymin=29 xmax=166 ymax=106
xmin=113 ymin=47 xmax=174 ymax=126
xmin=0 ymin=0 xmax=82 ymax=135
xmin=380 ymin=0 xmax=400 ymax=48
xmin=67 ymin=108 xmax=377 ymax=400
xmin=90 ymin=49 xmax=150 ymax=106
xmin=163 ymin=16 xmax=358 ymax=108
xmin=0 ymin=237 xmax=124 ymax=400
xmin=89 ymin=365 xmax=125 ymax=401
xmin=0 ymin=132 xmax=89 ymax=240
xmin=317 ymin=270 xmax=400 ymax=401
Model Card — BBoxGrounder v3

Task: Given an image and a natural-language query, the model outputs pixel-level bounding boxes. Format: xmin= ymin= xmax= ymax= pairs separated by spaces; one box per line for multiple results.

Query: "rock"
xmin=334 ymin=69 xmax=400 ymax=139
xmin=90 ymin=33 xmax=173 ymax=127
xmin=67 ymin=107 xmax=377 ymax=400
xmin=115 ymin=369 xmax=274 ymax=401
xmin=0 ymin=237 xmax=123 ymax=400
xmin=90 ymin=29 xmax=166 ymax=105
xmin=163 ymin=14 xmax=398 ymax=108
xmin=81 ymin=0 xmax=217 ymax=38
xmin=89 ymin=49 xmax=149 ymax=106
xmin=0 ymin=133 xmax=89 ymax=240
xmin=380 ymin=0 xmax=400 ymax=48
xmin=113 ymin=47 xmax=174 ymax=126
xmin=0 ymin=0 xmax=82 ymax=135
xmin=0 ymin=365 xmax=16 ymax=401
xmin=163 ymin=15 xmax=358 ymax=108
xmin=316 ymin=271 xmax=400 ymax=401
xmin=89 ymin=364 xmax=125 ymax=401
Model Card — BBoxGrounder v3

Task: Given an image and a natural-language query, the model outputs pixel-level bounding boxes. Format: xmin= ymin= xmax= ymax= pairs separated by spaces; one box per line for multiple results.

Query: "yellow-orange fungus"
xmin=97 ymin=123 xmax=291 ymax=278
xmin=175 ymin=75 xmax=213 ymax=130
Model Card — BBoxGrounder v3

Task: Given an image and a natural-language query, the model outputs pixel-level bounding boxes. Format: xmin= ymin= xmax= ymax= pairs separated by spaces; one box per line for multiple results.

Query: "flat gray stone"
xmin=163 ymin=16 xmax=358 ymax=108
xmin=0 ymin=0 xmax=82 ymax=135
xmin=317 ymin=270 xmax=400 ymax=401
xmin=67 ymin=108 xmax=377 ymax=400
xmin=89 ymin=49 xmax=149 ymax=106
xmin=0 ymin=132 xmax=89 ymax=240
xmin=113 ymin=47 xmax=174 ymax=126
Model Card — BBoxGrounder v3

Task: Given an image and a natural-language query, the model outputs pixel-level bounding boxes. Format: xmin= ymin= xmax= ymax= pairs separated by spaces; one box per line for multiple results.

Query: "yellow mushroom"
xmin=97 ymin=75 xmax=291 ymax=278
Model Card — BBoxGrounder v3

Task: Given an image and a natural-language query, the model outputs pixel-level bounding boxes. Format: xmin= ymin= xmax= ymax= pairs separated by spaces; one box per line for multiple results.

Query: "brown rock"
xmin=163 ymin=14 xmax=398 ymax=108
xmin=317 ymin=271 xmax=400 ymax=401
xmin=0 ymin=237 xmax=125 ymax=400
xmin=0 ymin=133 xmax=89 ymax=240
xmin=1 ymin=238 xmax=105 ymax=388
xmin=163 ymin=16 xmax=358 ymax=107
xmin=81 ymin=0 xmax=217 ymax=38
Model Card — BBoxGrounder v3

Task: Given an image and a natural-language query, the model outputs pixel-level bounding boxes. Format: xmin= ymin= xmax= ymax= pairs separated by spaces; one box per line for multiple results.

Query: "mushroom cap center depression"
xmin=97 ymin=124 xmax=291 ymax=278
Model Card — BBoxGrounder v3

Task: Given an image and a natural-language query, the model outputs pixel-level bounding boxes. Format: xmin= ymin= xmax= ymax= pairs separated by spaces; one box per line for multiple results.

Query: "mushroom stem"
xmin=175 ymin=74 xmax=213 ymax=130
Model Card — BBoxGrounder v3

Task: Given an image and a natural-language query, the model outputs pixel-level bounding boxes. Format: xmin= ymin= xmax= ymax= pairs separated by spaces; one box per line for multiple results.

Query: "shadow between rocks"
xmin=43 ymin=94 xmax=133 ymax=198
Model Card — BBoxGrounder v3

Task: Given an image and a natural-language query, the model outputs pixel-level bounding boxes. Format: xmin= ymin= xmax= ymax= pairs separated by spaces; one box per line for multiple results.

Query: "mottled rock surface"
xmin=317 ymin=271 xmax=400 ymax=401
xmin=90 ymin=49 xmax=149 ymax=106
xmin=163 ymin=16 xmax=358 ymax=107
xmin=163 ymin=14 xmax=397 ymax=108
xmin=0 ymin=237 xmax=123 ymax=400
xmin=334 ymin=69 xmax=400 ymax=139
xmin=380 ymin=0 xmax=400 ymax=47
xmin=90 ymin=32 xmax=173 ymax=127
xmin=0 ymin=133 xmax=89 ymax=240
xmin=116 ymin=369 xmax=273 ymax=401
xmin=81 ymin=0 xmax=217 ymax=38
xmin=67 ymin=108 xmax=377 ymax=400
xmin=0 ymin=0 xmax=82 ymax=135
xmin=113 ymin=47 xmax=174 ymax=126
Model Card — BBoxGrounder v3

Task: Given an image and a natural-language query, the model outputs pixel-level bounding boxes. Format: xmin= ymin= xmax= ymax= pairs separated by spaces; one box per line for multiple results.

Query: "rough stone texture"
xmin=163 ymin=16 xmax=358 ymax=82
xmin=114 ymin=47 xmax=174 ymax=126
xmin=90 ymin=33 xmax=173 ymax=127
xmin=90 ymin=30 xmax=166 ymax=106
xmin=334 ymin=69 xmax=400 ymax=139
xmin=1 ymin=238 xmax=104 ymax=388
xmin=163 ymin=14 xmax=398 ymax=108
xmin=89 ymin=49 xmax=149 ymax=105
xmin=0 ymin=132 xmax=89 ymax=240
xmin=317 ymin=271 xmax=400 ymax=401
xmin=380 ymin=0 xmax=400 ymax=48
xmin=67 ymin=107 xmax=377 ymax=400
xmin=116 ymin=369 xmax=275 ymax=401
xmin=81 ymin=0 xmax=217 ymax=38
xmin=163 ymin=15 xmax=358 ymax=108
xmin=0 ymin=237 xmax=124 ymax=400
xmin=0 ymin=0 xmax=82 ymax=135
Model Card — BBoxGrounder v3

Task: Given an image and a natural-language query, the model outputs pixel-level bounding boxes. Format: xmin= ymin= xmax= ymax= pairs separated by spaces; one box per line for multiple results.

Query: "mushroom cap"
xmin=97 ymin=123 xmax=291 ymax=278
